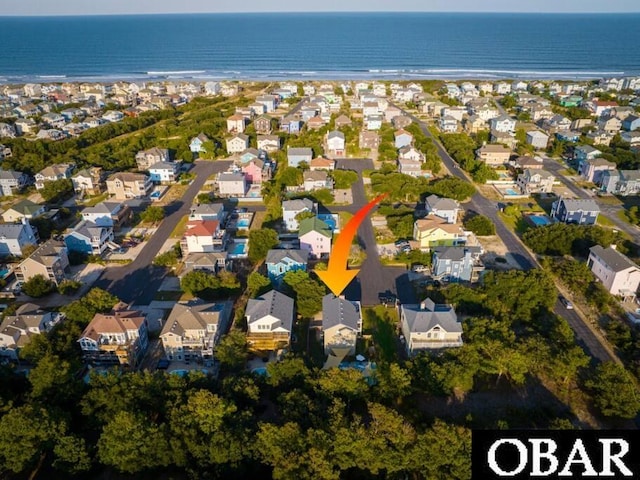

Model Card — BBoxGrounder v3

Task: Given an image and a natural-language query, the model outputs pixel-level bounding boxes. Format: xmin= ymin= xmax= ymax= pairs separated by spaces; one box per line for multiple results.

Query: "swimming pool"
xmin=150 ymin=191 xmax=161 ymax=198
xmin=230 ymin=243 xmax=246 ymax=255
xmin=529 ymin=215 xmax=551 ymax=227
xmin=0 ymin=268 xmax=9 ymax=278
xmin=505 ymin=188 xmax=520 ymax=196
xmin=237 ymin=219 xmax=250 ymax=228
xmin=252 ymin=367 xmax=268 ymax=376
xmin=317 ymin=214 xmax=337 ymax=231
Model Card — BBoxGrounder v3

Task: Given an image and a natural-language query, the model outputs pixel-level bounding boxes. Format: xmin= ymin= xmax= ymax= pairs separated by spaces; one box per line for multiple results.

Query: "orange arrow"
xmin=316 ymin=193 xmax=388 ymax=296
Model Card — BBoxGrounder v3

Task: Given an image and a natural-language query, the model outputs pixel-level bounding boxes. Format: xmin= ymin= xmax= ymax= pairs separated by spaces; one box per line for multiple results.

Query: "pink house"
xmin=298 ymin=217 xmax=332 ymax=259
xmin=241 ymin=159 xmax=271 ymax=184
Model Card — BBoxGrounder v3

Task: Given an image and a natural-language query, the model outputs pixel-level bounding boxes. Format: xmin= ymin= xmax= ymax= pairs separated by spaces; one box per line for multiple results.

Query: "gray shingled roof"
xmin=288 ymin=147 xmax=313 ymax=156
xmin=432 ymin=246 xmax=482 ymax=261
xmin=322 ymin=294 xmax=361 ymax=331
xmin=0 ymin=223 xmax=31 ymax=240
xmin=161 ymin=300 xmax=229 ymax=337
xmin=246 ymin=290 xmax=295 ymax=332
xmin=266 ymin=249 xmax=309 ymax=265
xmin=589 ymin=245 xmax=639 ymax=273
xmin=561 ymin=198 xmax=600 ymax=212
xmin=401 ymin=299 xmax=461 ymax=334
xmin=282 ymin=198 xmax=315 ymax=212
xmin=426 ymin=194 xmax=460 ymax=212
xmin=190 ymin=203 xmax=224 ymax=216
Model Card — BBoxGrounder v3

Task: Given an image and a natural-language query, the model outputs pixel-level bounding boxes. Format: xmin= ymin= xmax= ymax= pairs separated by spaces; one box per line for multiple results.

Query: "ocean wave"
xmin=146 ymin=70 xmax=206 ymax=75
xmin=37 ymin=75 xmax=67 ymax=79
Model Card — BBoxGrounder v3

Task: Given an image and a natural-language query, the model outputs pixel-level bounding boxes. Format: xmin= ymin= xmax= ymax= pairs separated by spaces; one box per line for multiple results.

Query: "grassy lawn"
xmin=498 ymin=212 xmax=530 ymax=234
xmin=362 ymin=306 xmax=399 ymax=363
xmin=82 ymin=192 xmax=109 ymax=207
xmin=338 ymin=211 xmax=353 ymax=229
xmin=559 ymin=168 xmax=578 ymax=176
xmin=617 ymin=210 xmax=633 ymax=225
xmin=596 ymin=214 xmax=616 ymax=227
xmin=251 ymin=210 xmax=266 ymax=230
xmin=595 ymin=195 xmax=623 ymax=206
xmin=170 ymin=215 xmax=190 ymax=238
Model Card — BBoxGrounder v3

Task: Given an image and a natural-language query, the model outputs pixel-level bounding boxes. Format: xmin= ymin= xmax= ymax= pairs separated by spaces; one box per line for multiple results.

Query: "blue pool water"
xmin=317 ymin=214 xmax=337 ymax=231
xmin=170 ymin=369 xmax=208 ymax=377
xmin=230 ymin=243 xmax=247 ymax=255
xmin=505 ymin=189 xmax=519 ymax=196
xmin=529 ymin=215 xmax=551 ymax=227
xmin=150 ymin=191 xmax=161 ymax=198
xmin=252 ymin=367 xmax=268 ymax=376
xmin=237 ymin=219 xmax=250 ymax=228
xmin=0 ymin=269 xmax=9 ymax=278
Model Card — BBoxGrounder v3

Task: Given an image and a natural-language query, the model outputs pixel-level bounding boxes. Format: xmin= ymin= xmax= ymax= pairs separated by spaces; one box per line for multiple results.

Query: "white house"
xmin=588 ymin=245 xmax=640 ymax=297
xmin=217 ymin=172 xmax=247 ymax=197
xmin=394 ymin=129 xmax=414 ymax=149
xmin=282 ymin=198 xmax=316 ymax=231
xmin=326 ymin=131 xmax=346 ymax=156
xmin=148 ymin=161 xmax=179 ymax=184
xmin=400 ymin=298 xmax=463 ymax=354
xmin=226 ymin=134 xmax=250 ymax=154
xmin=322 ymin=294 xmax=362 ymax=356
xmin=181 ymin=220 xmax=226 ymax=254
xmin=490 ymin=115 xmax=516 ymax=133
xmin=425 ymin=194 xmax=462 ymax=224
xmin=246 ymin=290 xmax=295 ymax=351
xmin=0 ymin=220 xmax=38 ymax=257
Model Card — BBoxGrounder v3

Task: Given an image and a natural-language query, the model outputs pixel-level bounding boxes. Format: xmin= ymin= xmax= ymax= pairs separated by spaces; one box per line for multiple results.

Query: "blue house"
xmin=551 ymin=198 xmax=600 ymax=225
xmin=622 ymin=115 xmax=640 ymax=132
xmin=281 ymin=116 xmax=301 ymax=134
xmin=431 ymin=246 xmax=484 ymax=283
xmin=555 ymin=131 xmax=580 ymax=142
xmin=574 ymin=145 xmax=602 ymax=163
xmin=266 ymin=249 xmax=309 ymax=284
xmin=287 ymin=147 xmax=313 ymax=168
xmin=190 ymin=133 xmax=210 ymax=153
xmin=64 ymin=221 xmax=114 ymax=255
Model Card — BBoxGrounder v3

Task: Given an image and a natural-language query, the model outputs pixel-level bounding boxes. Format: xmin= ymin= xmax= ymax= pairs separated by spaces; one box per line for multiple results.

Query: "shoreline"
xmin=0 ymin=69 xmax=637 ymax=85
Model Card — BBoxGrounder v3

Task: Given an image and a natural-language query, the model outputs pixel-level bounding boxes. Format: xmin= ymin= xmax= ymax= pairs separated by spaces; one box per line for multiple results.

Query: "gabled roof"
xmin=299 ymin=217 xmax=332 ymax=238
xmin=589 ymin=245 xmax=638 ymax=273
xmin=0 ymin=170 xmax=24 ymax=181
xmin=401 ymin=299 xmax=461 ymax=334
xmin=20 ymin=239 xmax=65 ymax=267
xmin=288 ymin=147 xmax=313 ymax=157
xmin=184 ymin=220 xmax=219 ymax=237
xmin=108 ymin=172 xmax=148 ymax=183
xmin=81 ymin=308 xmax=145 ymax=341
xmin=310 ymin=157 xmax=335 ymax=168
xmin=6 ymin=199 xmax=43 ymax=216
xmin=266 ymin=248 xmax=310 ymax=265
xmin=414 ymin=216 xmax=463 ymax=235
xmin=425 ymin=194 xmax=460 ymax=212
xmin=83 ymin=201 xmax=122 ymax=215
xmin=304 ymin=170 xmax=328 ymax=182
xmin=246 ymin=290 xmax=295 ymax=331
xmin=68 ymin=220 xmax=110 ymax=240
xmin=282 ymin=198 xmax=315 ymax=212
xmin=0 ymin=222 xmax=31 ymax=240
xmin=322 ymin=294 xmax=361 ymax=331
xmin=559 ymin=198 xmax=600 ymax=213
xmin=190 ymin=203 xmax=224 ymax=216
xmin=161 ymin=300 xmax=229 ymax=337
xmin=327 ymin=130 xmax=345 ymax=141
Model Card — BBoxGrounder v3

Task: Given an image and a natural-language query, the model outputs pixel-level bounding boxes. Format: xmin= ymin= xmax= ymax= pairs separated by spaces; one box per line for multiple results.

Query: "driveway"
xmin=94 ymin=160 xmax=232 ymax=305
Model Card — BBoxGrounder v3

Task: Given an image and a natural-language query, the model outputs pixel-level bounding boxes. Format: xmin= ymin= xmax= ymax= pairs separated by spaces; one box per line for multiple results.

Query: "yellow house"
xmin=413 ymin=216 xmax=466 ymax=250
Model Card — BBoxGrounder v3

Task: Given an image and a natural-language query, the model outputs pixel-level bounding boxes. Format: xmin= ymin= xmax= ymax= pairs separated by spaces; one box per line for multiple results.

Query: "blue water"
xmin=529 ymin=215 xmax=551 ymax=226
xmin=237 ymin=219 xmax=250 ymax=228
xmin=230 ymin=242 xmax=247 ymax=255
xmin=505 ymin=189 xmax=520 ymax=196
xmin=252 ymin=367 xmax=268 ymax=376
xmin=0 ymin=13 xmax=639 ymax=82
xmin=0 ymin=269 xmax=9 ymax=278
xmin=150 ymin=191 xmax=161 ymax=198
xmin=317 ymin=214 xmax=337 ymax=232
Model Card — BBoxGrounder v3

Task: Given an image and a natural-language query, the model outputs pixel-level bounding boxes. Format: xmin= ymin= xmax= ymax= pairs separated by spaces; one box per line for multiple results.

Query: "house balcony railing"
xmin=411 ymin=339 xmax=463 ymax=349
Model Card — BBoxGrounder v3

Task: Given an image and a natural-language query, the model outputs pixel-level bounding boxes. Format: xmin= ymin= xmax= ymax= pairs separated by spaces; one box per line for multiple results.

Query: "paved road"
xmin=326 ymin=158 xmax=417 ymax=306
xmin=399 ymin=106 xmax=617 ymax=364
xmin=542 ymin=157 xmax=640 ymax=241
xmin=94 ymin=160 xmax=232 ymax=304
xmin=402 ymin=108 xmax=535 ymax=269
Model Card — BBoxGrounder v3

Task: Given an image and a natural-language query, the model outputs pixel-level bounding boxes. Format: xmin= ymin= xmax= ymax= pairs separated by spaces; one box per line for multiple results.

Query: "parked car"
xmin=559 ymin=295 xmax=574 ymax=309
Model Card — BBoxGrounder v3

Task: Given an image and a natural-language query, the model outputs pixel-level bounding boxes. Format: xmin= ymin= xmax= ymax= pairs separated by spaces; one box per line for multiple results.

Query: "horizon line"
xmin=1 ymin=10 xmax=640 ymax=18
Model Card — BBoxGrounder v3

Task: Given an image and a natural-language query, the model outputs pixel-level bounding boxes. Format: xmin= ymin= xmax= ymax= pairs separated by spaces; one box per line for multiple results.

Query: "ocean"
xmin=0 ymin=12 xmax=639 ymax=83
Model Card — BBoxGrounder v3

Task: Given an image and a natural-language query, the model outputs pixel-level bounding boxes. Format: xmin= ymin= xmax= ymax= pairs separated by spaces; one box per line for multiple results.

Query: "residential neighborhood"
xmin=1 ymin=76 xmax=640 ymax=474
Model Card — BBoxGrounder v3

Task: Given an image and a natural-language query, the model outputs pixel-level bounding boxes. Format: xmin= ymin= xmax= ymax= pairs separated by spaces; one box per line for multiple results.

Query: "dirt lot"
xmin=477 ymin=235 xmax=523 ymax=270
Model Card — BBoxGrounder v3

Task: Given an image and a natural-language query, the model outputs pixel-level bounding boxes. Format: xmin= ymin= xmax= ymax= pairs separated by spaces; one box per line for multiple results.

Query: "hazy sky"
xmin=1 ymin=0 xmax=638 ymax=16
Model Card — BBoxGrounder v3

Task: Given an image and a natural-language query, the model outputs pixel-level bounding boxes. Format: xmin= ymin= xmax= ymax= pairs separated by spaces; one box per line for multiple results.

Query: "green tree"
xmin=97 ymin=410 xmax=171 ymax=473
xmin=375 ymin=363 xmax=413 ymax=404
xmin=331 ymin=170 xmax=358 ymax=189
xmin=279 ymin=166 xmax=303 ymax=187
xmin=464 ymin=214 xmax=496 ymax=236
xmin=411 ymin=420 xmax=471 ymax=480
xmin=586 ymin=362 xmax=640 ymax=418
xmin=283 ymin=270 xmax=325 ymax=318
xmin=500 ymin=95 xmax=517 ymax=109
xmin=141 ymin=205 xmax=165 ymax=224
xmin=57 ymin=279 xmax=81 ymax=295
xmin=22 ymin=274 xmax=55 ymax=298
xmin=248 ymin=228 xmax=279 ymax=263
xmin=247 ymin=271 xmax=272 ymax=298
xmin=62 ymin=287 xmax=118 ymax=324
xmin=216 ymin=330 xmax=249 ymax=372
xmin=41 ymin=178 xmax=73 ymax=203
